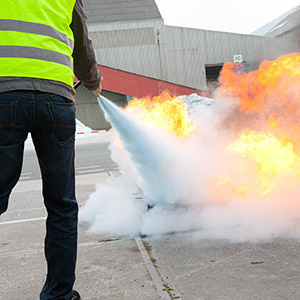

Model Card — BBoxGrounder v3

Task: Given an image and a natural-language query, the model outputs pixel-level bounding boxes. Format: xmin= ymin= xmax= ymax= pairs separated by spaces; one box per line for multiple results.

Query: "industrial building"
xmin=76 ymin=0 xmax=299 ymax=130
xmin=249 ymin=5 xmax=300 ymax=67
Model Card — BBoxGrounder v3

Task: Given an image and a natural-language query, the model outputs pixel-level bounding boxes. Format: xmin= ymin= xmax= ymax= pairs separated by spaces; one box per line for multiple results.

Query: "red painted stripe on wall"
xmin=76 ymin=65 xmax=212 ymax=99
xmin=98 ymin=65 xmax=212 ymax=99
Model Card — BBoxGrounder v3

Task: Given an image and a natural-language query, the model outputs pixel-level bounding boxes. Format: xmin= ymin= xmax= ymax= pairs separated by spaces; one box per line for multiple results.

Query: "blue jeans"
xmin=0 ymin=91 xmax=78 ymax=300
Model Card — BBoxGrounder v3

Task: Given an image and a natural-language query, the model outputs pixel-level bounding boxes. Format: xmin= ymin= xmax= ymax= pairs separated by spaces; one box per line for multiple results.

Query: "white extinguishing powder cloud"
xmin=80 ymin=60 xmax=300 ymax=242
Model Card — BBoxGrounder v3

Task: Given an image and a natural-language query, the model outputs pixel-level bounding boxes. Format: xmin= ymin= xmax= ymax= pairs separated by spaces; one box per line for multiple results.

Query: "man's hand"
xmin=92 ymin=76 xmax=103 ymax=97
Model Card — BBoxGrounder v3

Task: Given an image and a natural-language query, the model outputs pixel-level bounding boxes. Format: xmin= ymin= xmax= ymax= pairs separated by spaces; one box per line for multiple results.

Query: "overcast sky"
xmin=155 ymin=0 xmax=299 ymax=34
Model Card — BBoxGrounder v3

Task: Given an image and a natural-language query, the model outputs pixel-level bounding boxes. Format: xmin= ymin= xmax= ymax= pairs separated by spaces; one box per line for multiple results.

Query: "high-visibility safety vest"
xmin=0 ymin=0 xmax=76 ymax=88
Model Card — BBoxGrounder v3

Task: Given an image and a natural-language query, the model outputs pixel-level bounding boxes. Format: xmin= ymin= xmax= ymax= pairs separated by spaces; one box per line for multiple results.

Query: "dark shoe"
xmin=72 ymin=290 xmax=81 ymax=300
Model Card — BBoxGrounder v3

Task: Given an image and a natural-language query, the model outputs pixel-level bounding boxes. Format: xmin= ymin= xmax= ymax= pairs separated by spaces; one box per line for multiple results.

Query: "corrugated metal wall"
xmin=248 ymin=26 xmax=300 ymax=67
xmin=164 ymin=26 xmax=268 ymax=89
xmin=88 ymin=20 xmax=166 ymax=79
xmin=77 ymin=20 xmax=271 ymax=129
xmin=88 ymin=20 xmax=268 ymax=91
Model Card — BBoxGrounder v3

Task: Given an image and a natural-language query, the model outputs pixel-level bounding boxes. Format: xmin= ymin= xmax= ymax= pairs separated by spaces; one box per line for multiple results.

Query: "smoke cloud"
xmin=80 ymin=55 xmax=300 ymax=242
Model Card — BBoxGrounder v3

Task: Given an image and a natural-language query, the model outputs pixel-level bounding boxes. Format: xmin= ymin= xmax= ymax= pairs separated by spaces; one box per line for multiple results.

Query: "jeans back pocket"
xmin=0 ymin=101 xmax=17 ymax=145
xmin=48 ymin=100 xmax=76 ymax=146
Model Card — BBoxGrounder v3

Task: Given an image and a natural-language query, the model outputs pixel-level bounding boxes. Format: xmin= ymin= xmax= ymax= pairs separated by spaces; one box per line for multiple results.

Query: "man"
xmin=0 ymin=1 xmax=102 ymax=299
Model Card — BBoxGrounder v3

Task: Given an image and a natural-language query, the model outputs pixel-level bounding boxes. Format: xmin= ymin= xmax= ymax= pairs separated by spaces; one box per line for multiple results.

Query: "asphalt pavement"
xmin=1 ymin=134 xmax=300 ymax=300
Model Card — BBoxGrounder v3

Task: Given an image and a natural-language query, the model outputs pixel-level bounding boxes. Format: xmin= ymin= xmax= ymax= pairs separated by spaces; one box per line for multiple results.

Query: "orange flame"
xmin=116 ymin=53 xmax=300 ymax=201
xmin=218 ymin=53 xmax=300 ymax=114
xmin=124 ymin=91 xmax=195 ymax=138
xmin=216 ymin=53 xmax=300 ymax=198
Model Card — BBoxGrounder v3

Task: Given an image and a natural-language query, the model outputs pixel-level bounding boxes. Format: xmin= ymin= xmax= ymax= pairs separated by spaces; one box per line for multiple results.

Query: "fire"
xmin=124 ymin=91 xmax=195 ymax=138
xmin=225 ymin=131 xmax=300 ymax=196
xmin=116 ymin=53 xmax=300 ymax=200
xmin=218 ymin=53 xmax=300 ymax=145
xmin=216 ymin=52 xmax=300 ymax=198
xmin=218 ymin=52 xmax=300 ymax=114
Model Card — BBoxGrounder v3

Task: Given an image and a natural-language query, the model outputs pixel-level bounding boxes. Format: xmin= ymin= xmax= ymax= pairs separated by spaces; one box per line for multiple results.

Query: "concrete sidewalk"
xmin=1 ymin=172 xmax=300 ymax=300
xmin=0 ymin=173 xmax=160 ymax=300
xmin=148 ymin=235 xmax=300 ymax=300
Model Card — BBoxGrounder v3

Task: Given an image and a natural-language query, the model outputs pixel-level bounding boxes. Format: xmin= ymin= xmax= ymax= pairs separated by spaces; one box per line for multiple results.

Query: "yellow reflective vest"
xmin=0 ymin=0 xmax=76 ymax=88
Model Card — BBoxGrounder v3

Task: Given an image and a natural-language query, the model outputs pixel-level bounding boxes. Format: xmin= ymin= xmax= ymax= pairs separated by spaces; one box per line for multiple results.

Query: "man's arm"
xmin=71 ymin=0 xmax=102 ymax=93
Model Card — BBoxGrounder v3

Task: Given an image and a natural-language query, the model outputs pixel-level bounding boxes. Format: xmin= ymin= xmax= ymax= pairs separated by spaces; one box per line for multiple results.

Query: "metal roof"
xmin=252 ymin=5 xmax=300 ymax=37
xmin=83 ymin=0 xmax=162 ymax=24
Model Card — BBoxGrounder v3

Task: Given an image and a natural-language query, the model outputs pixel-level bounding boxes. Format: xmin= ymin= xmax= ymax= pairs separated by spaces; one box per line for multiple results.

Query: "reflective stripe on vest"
xmin=0 ymin=45 xmax=73 ymax=70
xmin=0 ymin=19 xmax=74 ymax=49
xmin=0 ymin=0 xmax=76 ymax=88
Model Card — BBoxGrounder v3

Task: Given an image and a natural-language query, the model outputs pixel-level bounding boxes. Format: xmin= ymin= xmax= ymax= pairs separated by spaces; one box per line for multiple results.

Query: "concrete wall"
xmin=75 ymin=85 xmax=128 ymax=130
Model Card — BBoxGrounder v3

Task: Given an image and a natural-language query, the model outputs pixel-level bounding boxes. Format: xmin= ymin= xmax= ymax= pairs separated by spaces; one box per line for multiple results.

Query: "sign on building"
xmin=233 ymin=54 xmax=243 ymax=63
